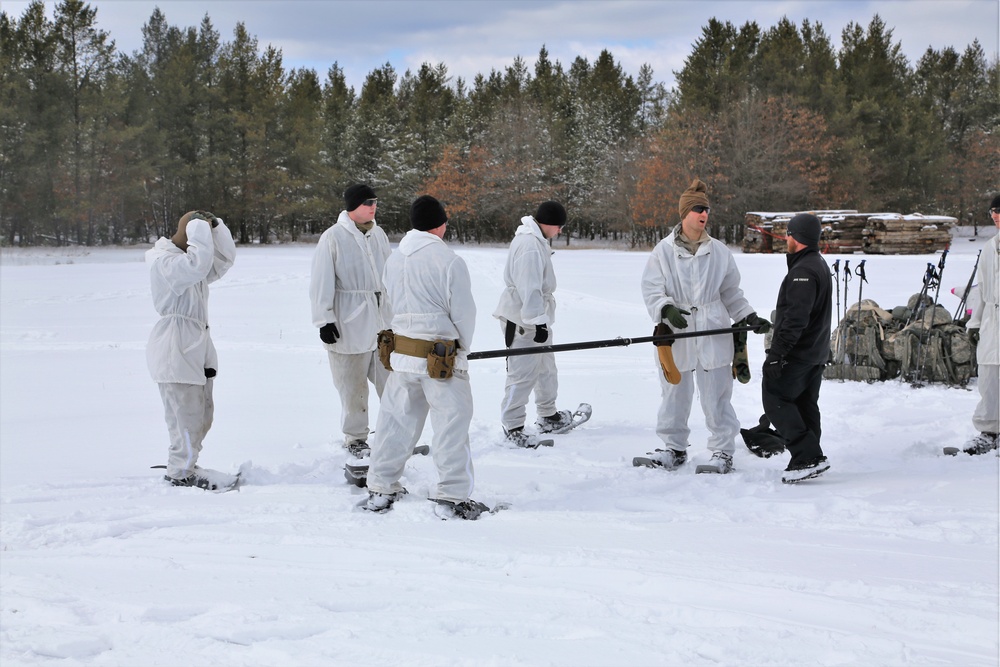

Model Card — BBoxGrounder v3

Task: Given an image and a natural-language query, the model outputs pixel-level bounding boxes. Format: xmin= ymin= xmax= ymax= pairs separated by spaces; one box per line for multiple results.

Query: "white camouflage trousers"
xmin=973 ymin=363 xmax=999 ymax=434
xmin=367 ymin=369 xmax=475 ymax=503
xmin=158 ymin=380 xmax=214 ymax=479
xmin=656 ymin=363 xmax=738 ymax=455
xmin=500 ymin=322 xmax=558 ymax=431
xmin=327 ymin=349 xmax=387 ymax=446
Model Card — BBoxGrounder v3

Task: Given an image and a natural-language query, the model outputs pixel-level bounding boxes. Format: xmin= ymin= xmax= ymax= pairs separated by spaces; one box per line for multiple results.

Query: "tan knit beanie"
xmin=678 ymin=179 xmax=710 ymax=220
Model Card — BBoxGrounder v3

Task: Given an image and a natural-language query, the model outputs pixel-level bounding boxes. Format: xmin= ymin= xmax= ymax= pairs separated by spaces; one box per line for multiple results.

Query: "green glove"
xmin=743 ymin=312 xmax=772 ymax=334
xmin=661 ymin=304 xmax=690 ymax=329
xmin=732 ymin=328 xmax=750 ymax=384
xmin=968 ymin=327 xmax=980 ymax=345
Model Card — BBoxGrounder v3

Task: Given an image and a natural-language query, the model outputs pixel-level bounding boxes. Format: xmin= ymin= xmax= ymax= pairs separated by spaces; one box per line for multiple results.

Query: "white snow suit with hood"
xmin=366 ymin=230 xmax=478 ymax=503
xmin=968 ymin=232 xmax=999 ymax=434
xmin=309 ymin=211 xmax=393 ymax=446
xmin=146 ymin=217 xmax=236 ymax=479
xmin=493 ymin=216 xmax=560 ymax=430
xmin=641 ymin=227 xmax=754 ymax=454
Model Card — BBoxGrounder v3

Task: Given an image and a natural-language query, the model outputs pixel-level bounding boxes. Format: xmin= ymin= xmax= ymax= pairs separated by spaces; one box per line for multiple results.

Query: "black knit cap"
xmin=410 ymin=195 xmax=448 ymax=231
xmin=535 ymin=201 xmax=567 ymax=226
xmin=991 ymin=193 xmax=1000 ymax=210
xmin=787 ymin=213 xmax=822 ymax=247
xmin=344 ymin=183 xmax=376 ymax=212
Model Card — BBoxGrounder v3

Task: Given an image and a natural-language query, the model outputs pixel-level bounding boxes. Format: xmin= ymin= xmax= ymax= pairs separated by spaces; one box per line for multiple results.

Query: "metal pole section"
xmin=851 ymin=260 xmax=867 ymax=370
xmin=954 ymin=250 xmax=982 ymax=322
xmin=467 ymin=325 xmax=759 ymax=360
xmin=832 ymin=259 xmax=841 ymax=323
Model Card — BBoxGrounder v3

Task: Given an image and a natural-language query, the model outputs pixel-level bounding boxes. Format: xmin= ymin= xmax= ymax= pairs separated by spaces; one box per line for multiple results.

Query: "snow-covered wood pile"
xmin=743 ymin=211 xmax=955 ymax=255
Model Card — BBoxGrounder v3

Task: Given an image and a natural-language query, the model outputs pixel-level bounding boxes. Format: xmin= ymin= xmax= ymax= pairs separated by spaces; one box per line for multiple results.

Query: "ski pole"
xmin=831 ymin=259 xmax=842 ymax=363
xmin=953 ymin=250 xmax=981 ymax=322
xmin=930 ymin=245 xmax=949 ymax=312
xmin=913 ymin=246 xmax=950 ymax=385
xmin=852 ymin=260 xmax=867 ymax=369
xmin=906 ymin=263 xmax=935 ymax=328
xmin=832 ymin=259 xmax=841 ymax=324
xmin=467 ymin=325 xmax=758 ymax=360
xmin=840 ymin=260 xmax=851 ymax=364
xmin=907 ymin=263 xmax=937 ymax=385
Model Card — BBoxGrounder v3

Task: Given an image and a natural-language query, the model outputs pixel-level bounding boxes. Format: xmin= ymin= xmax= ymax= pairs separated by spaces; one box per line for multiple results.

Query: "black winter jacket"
xmin=769 ymin=247 xmax=832 ymax=364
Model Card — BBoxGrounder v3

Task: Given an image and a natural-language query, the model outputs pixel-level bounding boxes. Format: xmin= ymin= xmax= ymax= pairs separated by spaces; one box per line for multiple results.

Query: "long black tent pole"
xmin=467 ymin=325 xmax=759 ymax=360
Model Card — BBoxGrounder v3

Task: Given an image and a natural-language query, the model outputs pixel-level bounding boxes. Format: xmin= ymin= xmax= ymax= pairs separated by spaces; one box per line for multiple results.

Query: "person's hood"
xmin=398 ymin=229 xmax=444 ymax=256
xmin=145 ymin=236 xmax=182 ymax=264
xmin=515 ymin=215 xmax=545 ymax=240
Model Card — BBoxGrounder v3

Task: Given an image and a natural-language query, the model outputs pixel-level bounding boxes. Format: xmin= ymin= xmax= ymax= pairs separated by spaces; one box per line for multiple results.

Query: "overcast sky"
xmin=6 ymin=0 xmax=999 ymax=91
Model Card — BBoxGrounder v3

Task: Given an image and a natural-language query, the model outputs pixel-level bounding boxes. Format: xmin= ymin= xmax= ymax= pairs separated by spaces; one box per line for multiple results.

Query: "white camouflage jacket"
xmin=145 ymin=218 xmax=237 ymax=384
xmin=492 ymin=216 xmax=557 ymax=327
xmin=641 ymin=229 xmax=754 ymax=371
xmin=309 ymin=211 xmax=392 ymax=354
xmin=383 ymin=230 xmax=477 ymax=374
xmin=968 ymin=232 xmax=999 ymax=365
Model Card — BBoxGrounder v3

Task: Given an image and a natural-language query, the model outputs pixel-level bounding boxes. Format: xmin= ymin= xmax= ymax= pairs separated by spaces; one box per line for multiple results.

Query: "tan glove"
xmin=654 ymin=323 xmax=681 ymax=385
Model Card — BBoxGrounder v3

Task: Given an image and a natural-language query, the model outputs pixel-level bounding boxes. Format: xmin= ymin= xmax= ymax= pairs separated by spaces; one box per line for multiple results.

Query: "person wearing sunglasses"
xmin=956 ymin=194 xmax=1000 ymax=455
xmin=637 ymin=178 xmax=770 ymax=475
xmin=310 ymin=183 xmax=392 ymax=459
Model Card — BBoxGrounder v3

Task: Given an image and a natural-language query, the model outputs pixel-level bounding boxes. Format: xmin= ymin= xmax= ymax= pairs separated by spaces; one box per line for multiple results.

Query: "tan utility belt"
xmin=393 ymin=334 xmax=437 ymax=358
xmin=377 ymin=330 xmax=458 ymax=379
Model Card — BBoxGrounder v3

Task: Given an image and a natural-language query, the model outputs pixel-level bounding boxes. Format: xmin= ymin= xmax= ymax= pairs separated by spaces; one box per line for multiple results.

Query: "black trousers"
xmin=762 ymin=362 xmax=825 ymax=463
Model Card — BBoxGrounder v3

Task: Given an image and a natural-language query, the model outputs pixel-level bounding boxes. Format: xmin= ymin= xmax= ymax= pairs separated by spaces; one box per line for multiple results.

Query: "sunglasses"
xmin=362 ymin=198 xmax=378 ymax=207
xmin=691 ymin=205 xmax=710 ymax=214
xmin=990 ymin=207 xmax=1000 ymax=215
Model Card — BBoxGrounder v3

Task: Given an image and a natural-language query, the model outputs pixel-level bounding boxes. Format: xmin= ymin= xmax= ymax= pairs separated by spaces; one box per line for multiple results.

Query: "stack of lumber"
xmin=861 ymin=214 xmax=955 ymax=255
xmin=743 ymin=211 xmax=859 ymax=254
xmin=743 ymin=211 xmax=954 ymax=255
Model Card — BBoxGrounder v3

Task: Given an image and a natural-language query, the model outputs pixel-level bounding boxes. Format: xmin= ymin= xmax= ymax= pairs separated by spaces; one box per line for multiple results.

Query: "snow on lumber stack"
xmin=744 ymin=211 xmax=859 ymax=254
xmin=743 ymin=211 xmax=954 ymax=255
xmin=862 ymin=213 xmax=955 ymax=255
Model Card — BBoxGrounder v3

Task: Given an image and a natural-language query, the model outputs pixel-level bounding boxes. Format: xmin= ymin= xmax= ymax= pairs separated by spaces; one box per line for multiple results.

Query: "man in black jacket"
xmin=763 ymin=213 xmax=833 ymax=483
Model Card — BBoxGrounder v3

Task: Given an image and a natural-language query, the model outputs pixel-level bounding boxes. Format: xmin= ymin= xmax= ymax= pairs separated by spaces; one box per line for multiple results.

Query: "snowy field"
xmin=1 ymin=228 xmax=997 ymax=666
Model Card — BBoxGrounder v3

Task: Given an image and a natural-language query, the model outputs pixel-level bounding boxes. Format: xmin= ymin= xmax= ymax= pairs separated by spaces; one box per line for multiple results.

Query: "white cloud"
xmin=4 ymin=0 xmax=996 ymax=91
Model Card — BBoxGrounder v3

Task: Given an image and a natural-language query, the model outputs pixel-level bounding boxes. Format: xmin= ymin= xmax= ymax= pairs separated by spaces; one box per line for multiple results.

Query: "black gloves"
xmin=744 ymin=312 xmax=772 ymax=334
xmin=661 ymin=304 xmax=690 ymax=329
xmin=968 ymin=327 xmax=980 ymax=345
xmin=763 ymin=352 xmax=784 ymax=380
xmin=533 ymin=324 xmax=549 ymax=344
xmin=319 ymin=322 xmax=340 ymax=344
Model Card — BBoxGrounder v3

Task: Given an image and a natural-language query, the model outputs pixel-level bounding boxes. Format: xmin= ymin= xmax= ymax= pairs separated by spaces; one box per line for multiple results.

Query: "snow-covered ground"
xmin=2 ymin=228 xmax=997 ymax=666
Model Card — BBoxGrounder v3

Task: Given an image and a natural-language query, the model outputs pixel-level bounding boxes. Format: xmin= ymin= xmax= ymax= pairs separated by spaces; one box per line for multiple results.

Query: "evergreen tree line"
xmin=1 ymin=1 xmax=997 ymax=247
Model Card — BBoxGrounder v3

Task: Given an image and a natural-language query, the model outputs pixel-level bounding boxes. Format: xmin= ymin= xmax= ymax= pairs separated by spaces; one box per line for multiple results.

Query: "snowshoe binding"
xmin=346 ymin=440 xmax=371 ymax=458
xmin=632 ymin=448 xmax=687 ymax=470
xmin=504 ymin=427 xmax=553 ymax=449
xmin=360 ymin=488 xmax=408 ymax=513
xmin=344 ymin=445 xmax=430 ymax=487
xmin=154 ymin=465 xmax=242 ymax=492
xmin=695 ymin=451 xmax=734 ymax=474
xmin=535 ymin=403 xmax=592 ymax=435
xmin=430 ymin=498 xmax=508 ymax=520
xmin=944 ymin=432 xmax=998 ymax=456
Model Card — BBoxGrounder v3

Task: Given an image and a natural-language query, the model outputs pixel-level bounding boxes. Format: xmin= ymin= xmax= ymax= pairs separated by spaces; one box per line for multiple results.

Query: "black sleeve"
xmin=769 ymin=268 xmax=818 ymax=358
